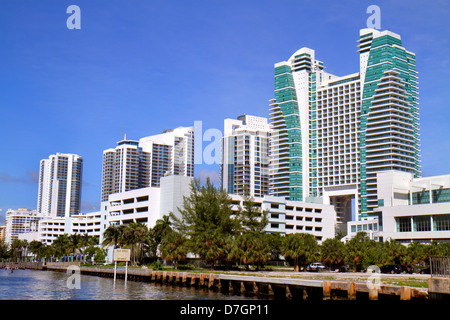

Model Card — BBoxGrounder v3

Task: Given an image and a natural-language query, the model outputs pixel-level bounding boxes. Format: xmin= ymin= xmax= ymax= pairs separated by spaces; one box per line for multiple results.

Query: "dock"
xmin=44 ymin=264 xmax=431 ymax=300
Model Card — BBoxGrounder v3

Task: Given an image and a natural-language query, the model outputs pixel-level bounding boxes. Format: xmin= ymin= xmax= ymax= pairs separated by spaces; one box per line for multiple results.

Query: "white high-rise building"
xmin=101 ymin=126 xmax=194 ymax=202
xmin=221 ymin=115 xmax=271 ymax=197
xmin=139 ymin=126 xmax=195 ymax=186
xmin=37 ymin=153 xmax=83 ymax=218
xmin=101 ymin=136 xmax=150 ymax=202
xmin=4 ymin=208 xmax=44 ymax=245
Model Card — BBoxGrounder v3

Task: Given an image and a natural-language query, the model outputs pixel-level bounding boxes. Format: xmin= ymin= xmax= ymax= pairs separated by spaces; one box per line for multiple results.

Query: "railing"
xmin=430 ymin=256 xmax=450 ymax=278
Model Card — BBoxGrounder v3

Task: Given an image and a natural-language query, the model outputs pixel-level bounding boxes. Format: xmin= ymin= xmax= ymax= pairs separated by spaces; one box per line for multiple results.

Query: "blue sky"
xmin=1 ymin=0 xmax=449 ymax=223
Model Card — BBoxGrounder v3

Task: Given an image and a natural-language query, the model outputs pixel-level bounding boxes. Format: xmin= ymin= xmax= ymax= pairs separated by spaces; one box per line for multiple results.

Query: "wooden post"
xmin=124 ymin=261 xmax=128 ymax=285
xmin=113 ymin=261 xmax=117 ymax=284
xmin=401 ymin=286 xmax=411 ymax=300
xmin=368 ymin=287 xmax=378 ymax=300
xmin=348 ymin=282 xmax=356 ymax=300
xmin=323 ymin=281 xmax=331 ymax=299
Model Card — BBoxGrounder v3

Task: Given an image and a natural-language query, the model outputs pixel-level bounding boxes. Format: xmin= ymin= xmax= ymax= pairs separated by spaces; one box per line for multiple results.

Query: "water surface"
xmin=0 ymin=268 xmax=250 ymax=300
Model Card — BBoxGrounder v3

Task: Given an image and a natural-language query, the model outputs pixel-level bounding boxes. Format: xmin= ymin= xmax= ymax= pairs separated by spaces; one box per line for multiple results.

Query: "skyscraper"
xmin=358 ymin=29 xmax=420 ymax=219
xmin=37 ymin=153 xmax=83 ymax=217
xmin=221 ymin=115 xmax=271 ymax=197
xmin=139 ymin=126 xmax=195 ymax=187
xmin=101 ymin=136 xmax=150 ymax=202
xmin=269 ymin=28 xmax=420 ymax=223
xmin=101 ymin=127 xmax=195 ymax=201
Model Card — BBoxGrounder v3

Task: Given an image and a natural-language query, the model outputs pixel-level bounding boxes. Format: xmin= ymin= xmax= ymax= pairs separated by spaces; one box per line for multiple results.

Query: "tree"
xmin=85 ymin=246 xmax=107 ymax=263
xmin=320 ymin=238 xmax=345 ymax=271
xmin=68 ymin=233 xmax=82 ymax=256
xmin=10 ymin=239 xmax=28 ymax=262
xmin=228 ymin=233 xmax=271 ymax=270
xmin=404 ymin=241 xmax=427 ymax=266
xmin=171 ymin=178 xmax=240 ymax=270
xmin=102 ymin=225 xmax=125 ymax=248
xmin=437 ymin=242 xmax=450 ymax=257
xmin=380 ymin=239 xmax=406 ymax=265
xmin=238 ymin=192 xmax=269 ymax=233
xmin=280 ymin=233 xmax=319 ymax=271
xmin=121 ymin=222 xmax=148 ymax=266
xmin=148 ymin=215 xmax=173 ymax=259
xmin=265 ymin=232 xmax=283 ymax=261
xmin=0 ymin=240 xmax=10 ymax=260
xmin=29 ymin=240 xmax=45 ymax=261
xmin=51 ymin=234 xmax=71 ymax=258
xmin=159 ymin=230 xmax=188 ymax=268
xmin=228 ymin=192 xmax=271 ymax=270
xmin=80 ymin=233 xmax=98 ymax=255
xmin=344 ymin=232 xmax=373 ymax=272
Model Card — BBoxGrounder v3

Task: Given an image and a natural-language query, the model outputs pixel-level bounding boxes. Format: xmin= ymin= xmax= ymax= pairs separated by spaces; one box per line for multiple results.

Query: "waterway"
xmin=0 ymin=268 xmax=252 ymax=300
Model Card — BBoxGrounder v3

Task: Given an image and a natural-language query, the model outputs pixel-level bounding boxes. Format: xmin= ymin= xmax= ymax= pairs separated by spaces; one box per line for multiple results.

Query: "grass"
xmin=381 ymin=278 xmax=428 ymax=288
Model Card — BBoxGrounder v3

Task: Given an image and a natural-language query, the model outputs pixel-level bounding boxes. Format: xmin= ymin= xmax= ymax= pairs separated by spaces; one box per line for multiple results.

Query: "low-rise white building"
xmin=107 ymin=175 xmax=193 ymax=228
xmin=229 ymin=194 xmax=336 ymax=243
xmin=24 ymin=210 xmax=105 ymax=245
xmin=345 ymin=217 xmax=381 ymax=242
xmin=377 ymin=171 xmax=450 ymax=244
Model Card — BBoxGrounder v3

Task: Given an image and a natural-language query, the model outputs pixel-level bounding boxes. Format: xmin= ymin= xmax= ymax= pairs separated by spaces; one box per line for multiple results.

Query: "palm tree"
xmin=68 ymin=233 xmax=82 ymax=256
xmin=280 ymin=233 xmax=319 ymax=271
xmin=159 ymin=230 xmax=187 ymax=268
xmin=382 ymin=239 xmax=406 ymax=265
xmin=152 ymin=215 xmax=173 ymax=243
xmin=51 ymin=234 xmax=71 ymax=258
xmin=102 ymin=225 xmax=124 ymax=249
xmin=320 ymin=238 xmax=345 ymax=271
xmin=121 ymin=222 xmax=148 ymax=266
xmin=11 ymin=239 xmax=26 ymax=262
xmin=79 ymin=233 xmax=91 ymax=255
xmin=344 ymin=232 xmax=372 ymax=272
xmin=29 ymin=240 xmax=44 ymax=261
xmin=148 ymin=215 xmax=174 ymax=259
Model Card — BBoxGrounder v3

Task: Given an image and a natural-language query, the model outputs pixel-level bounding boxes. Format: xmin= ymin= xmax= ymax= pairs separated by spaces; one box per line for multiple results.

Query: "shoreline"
xmin=44 ymin=263 xmax=429 ymax=300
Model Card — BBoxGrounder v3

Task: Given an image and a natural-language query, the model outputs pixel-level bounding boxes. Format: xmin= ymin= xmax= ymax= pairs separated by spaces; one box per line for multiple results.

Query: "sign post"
xmin=113 ymin=249 xmax=131 ymax=285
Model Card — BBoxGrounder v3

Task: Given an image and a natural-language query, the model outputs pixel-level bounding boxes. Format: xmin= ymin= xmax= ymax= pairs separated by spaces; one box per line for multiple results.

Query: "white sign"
xmin=114 ymin=249 xmax=131 ymax=262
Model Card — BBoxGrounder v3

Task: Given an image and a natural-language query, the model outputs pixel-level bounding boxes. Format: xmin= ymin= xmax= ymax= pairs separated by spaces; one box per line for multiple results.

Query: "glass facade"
xmin=270 ymin=65 xmax=303 ymax=200
xmin=396 ymin=214 xmax=450 ymax=232
xmin=359 ymin=31 xmax=420 ymax=218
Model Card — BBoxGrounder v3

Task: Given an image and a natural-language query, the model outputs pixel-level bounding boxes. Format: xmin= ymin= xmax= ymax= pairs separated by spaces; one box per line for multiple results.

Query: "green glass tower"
xmin=358 ymin=29 xmax=420 ymax=218
xmin=269 ymin=29 xmax=420 ymax=223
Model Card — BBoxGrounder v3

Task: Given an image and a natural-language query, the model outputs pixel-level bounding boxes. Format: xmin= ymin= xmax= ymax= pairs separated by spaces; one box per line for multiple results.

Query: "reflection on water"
xmin=0 ymin=268 xmax=249 ymax=300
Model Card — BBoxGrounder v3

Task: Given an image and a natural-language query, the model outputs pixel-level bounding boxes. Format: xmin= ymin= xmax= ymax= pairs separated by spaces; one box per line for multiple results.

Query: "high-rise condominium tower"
xmin=101 ymin=136 xmax=150 ymax=202
xmin=101 ymin=127 xmax=194 ymax=201
xmin=37 ymin=153 xmax=83 ymax=217
xmin=269 ymin=28 xmax=420 ymax=222
xmin=221 ymin=115 xmax=271 ymax=197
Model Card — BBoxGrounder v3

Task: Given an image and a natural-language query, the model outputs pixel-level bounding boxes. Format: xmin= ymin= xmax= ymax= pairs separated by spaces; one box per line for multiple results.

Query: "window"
xmin=412 ymin=191 xmax=430 ymax=205
xmin=433 ymin=188 xmax=450 ymax=203
xmin=414 ymin=216 xmax=431 ymax=232
xmin=434 ymin=214 xmax=450 ymax=231
xmin=397 ymin=217 xmax=411 ymax=232
xmin=351 ymin=225 xmax=356 ymax=233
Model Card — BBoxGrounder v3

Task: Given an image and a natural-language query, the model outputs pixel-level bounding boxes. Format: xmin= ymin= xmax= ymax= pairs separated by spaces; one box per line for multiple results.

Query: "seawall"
xmin=45 ymin=264 xmax=430 ymax=300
